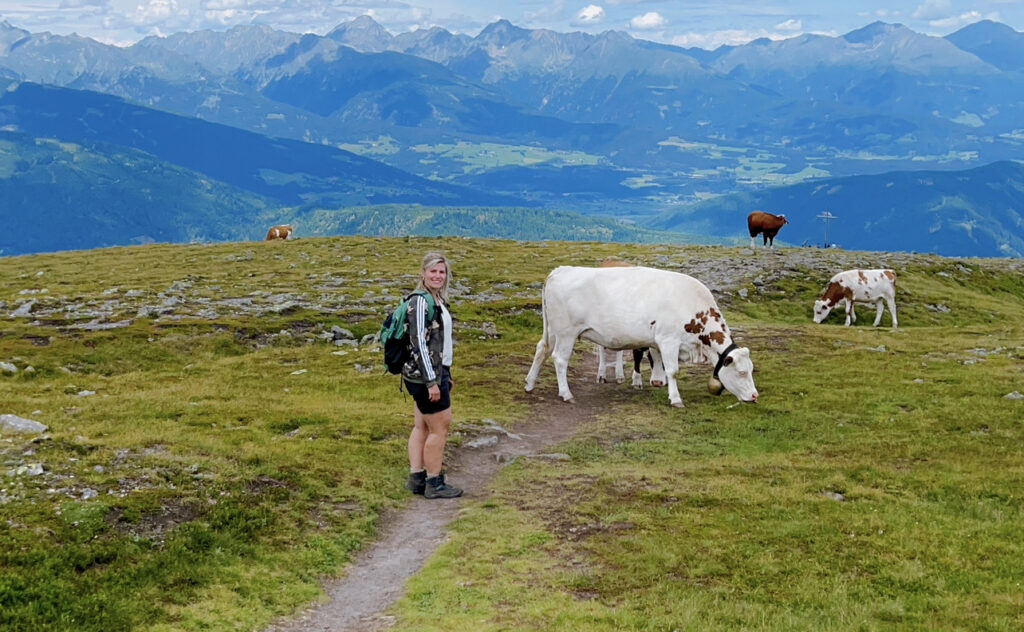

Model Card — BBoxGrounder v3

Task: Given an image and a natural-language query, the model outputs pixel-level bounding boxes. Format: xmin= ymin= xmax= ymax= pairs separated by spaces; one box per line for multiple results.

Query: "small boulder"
xmin=0 ymin=414 xmax=48 ymax=434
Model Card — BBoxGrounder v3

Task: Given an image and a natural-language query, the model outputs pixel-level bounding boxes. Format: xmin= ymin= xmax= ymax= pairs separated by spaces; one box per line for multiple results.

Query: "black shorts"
xmin=404 ymin=366 xmax=451 ymax=415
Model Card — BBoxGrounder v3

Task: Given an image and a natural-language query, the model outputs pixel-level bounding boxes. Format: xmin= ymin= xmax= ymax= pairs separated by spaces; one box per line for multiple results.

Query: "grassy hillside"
xmin=1 ymin=238 xmax=1022 ymax=631
xmin=287 ymin=204 xmax=712 ymax=244
xmin=0 ymin=132 xmax=282 ymax=256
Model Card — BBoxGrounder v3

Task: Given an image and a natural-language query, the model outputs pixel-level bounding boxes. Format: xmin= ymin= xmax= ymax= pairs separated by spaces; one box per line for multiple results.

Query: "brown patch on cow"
xmin=857 ymin=270 xmax=868 ymax=284
xmin=265 ymin=225 xmax=293 ymax=240
xmin=708 ymin=331 xmax=726 ymax=345
xmin=821 ymin=281 xmax=847 ymax=306
xmin=685 ymin=316 xmax=705 ymax=334
xmin=708 ymin=307 xmax=722 ymax=322
xmin=883 ymin=270 xmax=896 ymax=283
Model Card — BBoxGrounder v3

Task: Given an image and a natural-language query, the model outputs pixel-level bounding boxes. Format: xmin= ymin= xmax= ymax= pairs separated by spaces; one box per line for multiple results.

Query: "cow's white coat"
xmin=813 ymin=269 xmax=898 ymax=328
xmin=525 ymin=266 xmax=758 ymax=407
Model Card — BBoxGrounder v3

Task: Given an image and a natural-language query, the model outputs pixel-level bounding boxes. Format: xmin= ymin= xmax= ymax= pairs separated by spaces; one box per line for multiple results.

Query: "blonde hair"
xmin=416 ymin=251 xmax=450 ymax=301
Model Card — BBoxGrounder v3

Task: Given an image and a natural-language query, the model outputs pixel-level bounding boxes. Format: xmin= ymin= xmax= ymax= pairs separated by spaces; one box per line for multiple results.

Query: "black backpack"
xmin=379 ymin=290 xmax=436 ymax=375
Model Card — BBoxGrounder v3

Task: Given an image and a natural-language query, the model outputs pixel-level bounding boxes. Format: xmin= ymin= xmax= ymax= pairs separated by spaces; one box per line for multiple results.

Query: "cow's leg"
xmin=657 ymin=342 xmax=684 ymax=407
xmin=525 ymin=334 xmax=549 ymax=392
xmin=596 ymin=346 xmax=608 ymax=383
xmin=552 ymin=336 xmax=577 ymax=403
xmin=614 ymin=350 xmax=625 ymax=384
xmin=648 ymin=347 xmax=666 ymax=387
xmin=873 ymin=299 xmax=885 ymax=327
xmin=631 ymin=348 xmax=644 ymax=389
xmin=887 ymin=296 xmax=898 ymax=329
xmin=844 ymin=300 xmax=855 ymax=326
xmin=749 ymin=235 xmax=756 ymax=248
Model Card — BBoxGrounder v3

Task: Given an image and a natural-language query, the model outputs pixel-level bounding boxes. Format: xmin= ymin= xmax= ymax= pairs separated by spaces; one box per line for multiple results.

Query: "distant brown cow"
xmin=747 ymin=211 xmax=789 ymax=248
xmin=265 ymin=225 xmax=293 ymax=241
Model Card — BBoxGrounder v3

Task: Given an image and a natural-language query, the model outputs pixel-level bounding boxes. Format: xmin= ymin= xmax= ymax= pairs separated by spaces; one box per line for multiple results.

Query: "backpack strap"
xmin=407 ymin=290 xmax=436 ymax=322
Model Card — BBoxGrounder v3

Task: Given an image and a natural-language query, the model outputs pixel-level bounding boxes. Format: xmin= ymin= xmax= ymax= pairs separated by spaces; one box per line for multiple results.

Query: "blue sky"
xmin=1 ymin=0 xmax=1023 ymax=48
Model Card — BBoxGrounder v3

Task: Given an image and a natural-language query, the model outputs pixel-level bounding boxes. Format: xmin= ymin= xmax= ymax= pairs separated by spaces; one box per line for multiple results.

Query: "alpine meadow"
xmin=2 ymin=7 xmax=1024 ymax=632
xmin=1 ymin=237 xmax=1022 ymax=631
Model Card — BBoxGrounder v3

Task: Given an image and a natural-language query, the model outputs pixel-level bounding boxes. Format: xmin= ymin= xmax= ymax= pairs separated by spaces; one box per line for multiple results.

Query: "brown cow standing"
xmin=265 ymin=225 xmax=294 ymax=241
xmin=747 ymin=211 xmax=788 ymax=248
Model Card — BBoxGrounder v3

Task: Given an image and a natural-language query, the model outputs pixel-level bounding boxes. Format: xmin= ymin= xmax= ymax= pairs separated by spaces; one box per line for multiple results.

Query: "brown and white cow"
xmin=525 ymin=265 xmax=759 ymax=407
xmin=265 ymin=225 xmax=294 ymax=241
xmin=747 ymin=211 xmax=789 ymax=248
xmin=813 ymin=269 xmax=898 ymax=328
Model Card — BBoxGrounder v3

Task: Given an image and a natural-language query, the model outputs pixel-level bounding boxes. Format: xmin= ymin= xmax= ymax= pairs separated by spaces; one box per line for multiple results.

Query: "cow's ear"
xmin=723 ymin=355 xmax=734 ymax=366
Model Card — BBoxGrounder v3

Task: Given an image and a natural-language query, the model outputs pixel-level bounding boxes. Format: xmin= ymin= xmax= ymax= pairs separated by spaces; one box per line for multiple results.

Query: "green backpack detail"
xmin=379 ymin=290 xmax=436 ymax=375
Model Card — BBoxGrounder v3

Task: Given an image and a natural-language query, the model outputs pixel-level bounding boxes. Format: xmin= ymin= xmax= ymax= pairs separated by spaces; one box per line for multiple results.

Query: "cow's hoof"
xmin=524 ymin=385 xmax=534 ymax=393
xmin=615 ymin=377 xmax=625 ymax=384
xmin=632 ymin=385 xmax=643 ymax=391
xmin=670 ymin=401 xmax=685 ymax=408
xmin=597 ymin=377 xmax=607 ymax=384
xmin=561 ymin=397 xmax=576 ymax=404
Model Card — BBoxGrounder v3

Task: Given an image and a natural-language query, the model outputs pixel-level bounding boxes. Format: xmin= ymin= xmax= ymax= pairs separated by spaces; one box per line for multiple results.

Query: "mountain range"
xmin=1 ymin=16 xmax=1023 ymax=257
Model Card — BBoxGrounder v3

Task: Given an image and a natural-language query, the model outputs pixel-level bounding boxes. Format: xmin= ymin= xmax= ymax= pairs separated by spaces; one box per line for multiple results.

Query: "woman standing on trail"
xmin=403 ymin=252 xmax=462 ymax=499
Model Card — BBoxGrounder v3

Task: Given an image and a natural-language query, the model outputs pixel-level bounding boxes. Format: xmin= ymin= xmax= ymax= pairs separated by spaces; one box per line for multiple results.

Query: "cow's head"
xmin=708 ymin=344 xmax=758 ymax=403
xmin=812 ymin=299 xmax=833 ymax=323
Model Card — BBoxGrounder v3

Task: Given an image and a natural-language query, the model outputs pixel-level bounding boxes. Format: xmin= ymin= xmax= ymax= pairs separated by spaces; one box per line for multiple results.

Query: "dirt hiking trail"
xmin=266 ymin=356 xmax=624 ymax=632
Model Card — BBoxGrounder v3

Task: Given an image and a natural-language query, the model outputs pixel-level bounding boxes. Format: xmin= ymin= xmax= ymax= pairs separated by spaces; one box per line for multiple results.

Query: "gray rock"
xmin=331 ymin=326 xmax=355 ymax=340
xmin=0 ymin=414 xmax=48 ymax=434
xmin=8 ymin=463 xmax=44 ymax=477
xmin=10 ymin=300 xmax=36 ymax=318
xmin=526 ymin=453 xmax=571 ymax=461
xmin=0 ymin=362 xmax=17 ymax=374
xmin=1004 ymin=391 xmax=1023 ymax=400
xmin=465 ymin=435 xmax=499 ymax=449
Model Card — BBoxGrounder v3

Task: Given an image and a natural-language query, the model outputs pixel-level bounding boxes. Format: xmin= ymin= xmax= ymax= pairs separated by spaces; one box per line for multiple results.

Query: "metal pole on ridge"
xmin=817 ymin=211 xmax=837 ymax=248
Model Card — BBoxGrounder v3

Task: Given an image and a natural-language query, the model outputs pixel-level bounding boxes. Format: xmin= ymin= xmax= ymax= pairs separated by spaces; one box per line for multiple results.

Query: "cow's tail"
xmin=525 ymin=276 xmax=552 ymax=391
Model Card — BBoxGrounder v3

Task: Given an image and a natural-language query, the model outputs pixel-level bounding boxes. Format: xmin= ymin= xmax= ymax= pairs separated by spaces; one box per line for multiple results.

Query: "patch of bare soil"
xmin=265 ymin=356 xmax=613 ymax=632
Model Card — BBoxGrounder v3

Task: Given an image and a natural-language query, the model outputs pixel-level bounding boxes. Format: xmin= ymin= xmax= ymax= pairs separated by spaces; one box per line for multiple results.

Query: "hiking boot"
xmin=424 ymin=473 xmax=463 ymax=499
xmin=405 ymin=470 xmax=427 ymax=495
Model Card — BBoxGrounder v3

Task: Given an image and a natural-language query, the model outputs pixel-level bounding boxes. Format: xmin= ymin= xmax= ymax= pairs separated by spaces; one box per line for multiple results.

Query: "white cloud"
xmin=912 ymin=0 xmax=952 ymax=21
xmin=630 ymin=11 xmax=664 ymax=30
xmin=671 ymin=28 xmax=789 ymax=50
xmin=927 ymin=10 xmax=988 ymax=30
xmin=775 ymin=18 xmax=801 ymax=32
xmin=575 ymin=4 xmax=605 ymax=25
xmin=129 ymin=0 xmax=179 ymax=25
xmin=58 ymin=0 xmax=110 ymax=8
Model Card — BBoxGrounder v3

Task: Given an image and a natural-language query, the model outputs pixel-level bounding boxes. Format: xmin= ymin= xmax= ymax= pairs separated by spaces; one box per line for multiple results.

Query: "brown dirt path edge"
xmin=265 ymin=358 xmax=613 ymax=632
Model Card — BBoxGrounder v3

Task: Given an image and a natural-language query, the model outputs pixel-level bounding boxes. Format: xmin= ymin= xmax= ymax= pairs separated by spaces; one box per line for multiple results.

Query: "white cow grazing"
xmin=813 ymin=269 xmax=898 ymax=328
xmin=525 ymin=266 xmax=759 ymax=407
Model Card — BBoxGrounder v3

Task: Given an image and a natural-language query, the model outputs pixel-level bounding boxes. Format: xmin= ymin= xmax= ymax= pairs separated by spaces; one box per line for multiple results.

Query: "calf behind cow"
xmin=813 ymin=269 xmax=898 ymax=328
xmin=525 ymin=265 xmax=758 ymax=407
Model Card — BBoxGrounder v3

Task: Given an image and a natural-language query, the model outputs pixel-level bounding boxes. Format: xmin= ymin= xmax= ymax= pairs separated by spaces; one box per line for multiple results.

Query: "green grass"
xmin=2 ymin=237 xmax=1022 ymax=631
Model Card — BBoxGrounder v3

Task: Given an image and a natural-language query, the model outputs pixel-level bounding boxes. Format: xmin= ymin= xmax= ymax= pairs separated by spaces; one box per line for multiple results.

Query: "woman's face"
xmin=423 ymin=262 xmax=447 ymax=292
